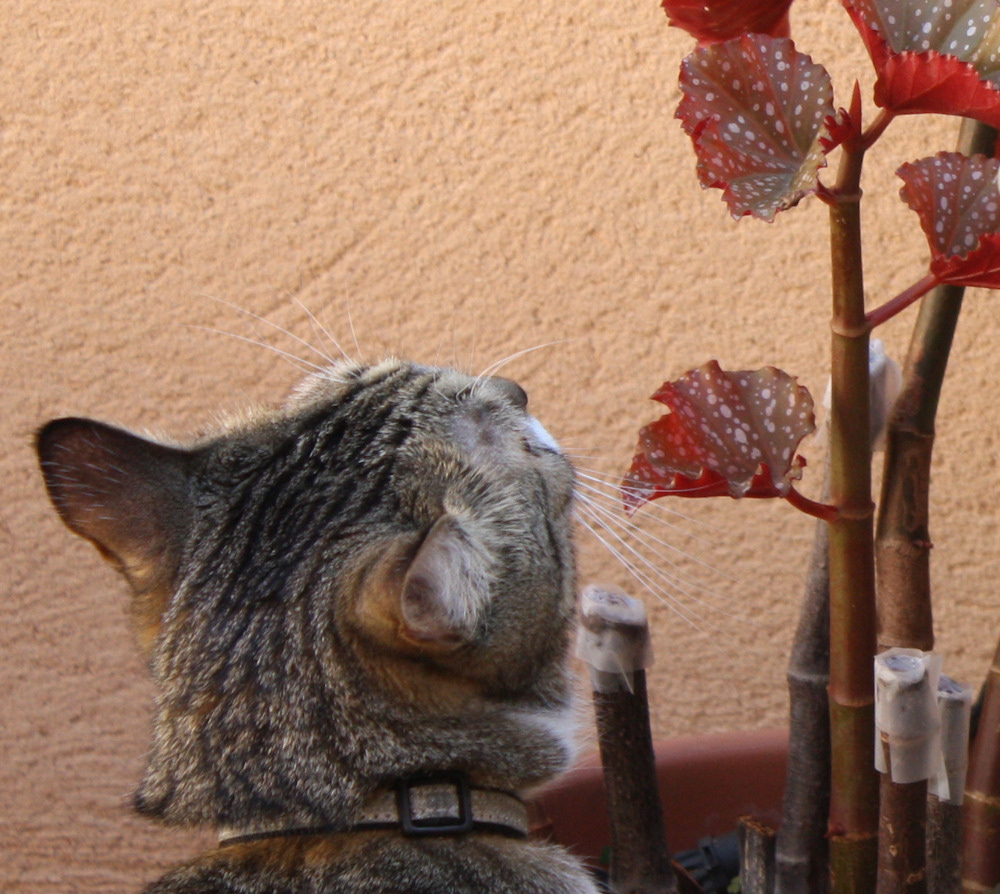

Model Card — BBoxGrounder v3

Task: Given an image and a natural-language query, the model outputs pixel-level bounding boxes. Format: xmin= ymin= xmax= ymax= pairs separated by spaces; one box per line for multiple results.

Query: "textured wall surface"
xmin=4 ymin=1 xmax=1000 ymax=890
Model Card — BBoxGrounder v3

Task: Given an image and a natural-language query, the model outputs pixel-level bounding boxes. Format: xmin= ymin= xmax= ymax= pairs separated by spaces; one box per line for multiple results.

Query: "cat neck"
xmin=135 ymin=694 xmax=580 ymax=828
xmin=217 ymin=774 xmax=530 ymax=844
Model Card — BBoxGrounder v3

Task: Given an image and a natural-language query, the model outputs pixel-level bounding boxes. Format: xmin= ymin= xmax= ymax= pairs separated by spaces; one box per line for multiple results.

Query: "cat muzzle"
xmin=218 ymin=774 xmax=530 ymax=845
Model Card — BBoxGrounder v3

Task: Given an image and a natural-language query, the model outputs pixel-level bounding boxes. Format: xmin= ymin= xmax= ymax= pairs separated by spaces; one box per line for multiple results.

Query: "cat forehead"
xmin=275 ymin=359 xmax=553 ymax=473
xmin=284 ymin=358 xmax=409 ymax=408
xmin=284 ymin=359 xmax=518 ymax=413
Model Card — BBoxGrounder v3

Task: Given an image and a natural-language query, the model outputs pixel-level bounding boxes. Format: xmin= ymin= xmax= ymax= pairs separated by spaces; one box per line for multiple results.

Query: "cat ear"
xmin=36 ymin=418 xmax=193 ymax=616
xmin=400 ymin=514 xmax=493 ymax=648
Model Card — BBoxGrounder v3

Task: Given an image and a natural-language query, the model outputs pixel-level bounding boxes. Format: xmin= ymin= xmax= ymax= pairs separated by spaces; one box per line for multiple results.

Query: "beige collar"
xmin=219 ymin=774 xmax=529 ymax=845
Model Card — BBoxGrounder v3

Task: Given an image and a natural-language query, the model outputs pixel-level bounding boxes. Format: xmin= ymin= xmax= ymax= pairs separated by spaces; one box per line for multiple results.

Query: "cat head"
xmin=37 ymin=359 xmax=580 ymax=825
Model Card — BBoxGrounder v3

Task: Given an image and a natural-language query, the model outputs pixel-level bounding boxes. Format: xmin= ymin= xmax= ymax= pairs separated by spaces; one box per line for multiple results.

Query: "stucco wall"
xmin=4 ymin=1 xmax=999 ymax=890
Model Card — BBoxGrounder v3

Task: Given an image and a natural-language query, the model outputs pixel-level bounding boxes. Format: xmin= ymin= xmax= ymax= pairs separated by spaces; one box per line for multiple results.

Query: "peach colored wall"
xmin=3 ymin=0 xmax=999 ymax=890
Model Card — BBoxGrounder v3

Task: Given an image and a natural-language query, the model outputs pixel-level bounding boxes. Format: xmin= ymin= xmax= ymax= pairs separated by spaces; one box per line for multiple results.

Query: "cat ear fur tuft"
xmin=400 ymin=514 xmax=493 ymax=648
xmin=36 ymin=418 xmax=194 ymax=598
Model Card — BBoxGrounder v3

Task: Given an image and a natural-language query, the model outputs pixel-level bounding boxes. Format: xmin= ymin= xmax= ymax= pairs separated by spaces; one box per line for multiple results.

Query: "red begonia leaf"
xmin=662 ymin=0 xmax=793 ymax=45
xmin=623 ymin=362 xmax=815 ymax=512
xmin=899 ymin=152 xmax=1000 ymax=288
xmin=845 ymin=0 xmax=1000 ymax=127
xmin=677 ymin=35 xmax=836 ymax=220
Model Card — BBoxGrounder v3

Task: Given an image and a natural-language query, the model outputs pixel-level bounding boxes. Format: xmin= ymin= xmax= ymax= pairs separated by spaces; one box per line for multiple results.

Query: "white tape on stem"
xmin=575 ymin=585 xmax=653 ymax=693
xmin=874 ymin=647 xmax=943 ymax=784
xmin=930 ymin=673 xmax=973 ymax=805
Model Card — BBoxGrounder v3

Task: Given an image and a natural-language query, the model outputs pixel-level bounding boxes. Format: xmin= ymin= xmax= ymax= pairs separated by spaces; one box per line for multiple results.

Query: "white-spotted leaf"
xmin=899 ymin=152 xmax=1000 ymax=288
xmin=676 ymin=35 xmax=837 ymax=220
xmin=623 ymin=362 xmax=815 ymax=511
xmin=662 ymin=0 xmax=793 ymax=45
xmin=845 ymin=0 xmax=1000 ymax=126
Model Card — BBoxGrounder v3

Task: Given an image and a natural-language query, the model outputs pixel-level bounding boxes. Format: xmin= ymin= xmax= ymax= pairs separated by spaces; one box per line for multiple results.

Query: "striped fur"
xmin=37 ymin=359 xmax=599 ymax=894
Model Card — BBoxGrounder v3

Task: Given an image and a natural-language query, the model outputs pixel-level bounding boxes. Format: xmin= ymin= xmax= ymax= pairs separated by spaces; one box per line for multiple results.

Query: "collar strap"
xmin=219 ymin=774 xmax=529 ymax=845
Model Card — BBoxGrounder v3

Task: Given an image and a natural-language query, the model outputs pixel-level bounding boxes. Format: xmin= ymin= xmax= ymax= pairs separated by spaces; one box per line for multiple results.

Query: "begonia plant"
xmin=624 ymin=1 xmax=1000 ymax=891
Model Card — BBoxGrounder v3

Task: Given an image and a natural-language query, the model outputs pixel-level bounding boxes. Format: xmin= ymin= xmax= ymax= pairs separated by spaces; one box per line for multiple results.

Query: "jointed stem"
xmin=826 ymin=144 xmax=880 ymax=894
xmin=874 ymin=119 xmax=998 ymax=894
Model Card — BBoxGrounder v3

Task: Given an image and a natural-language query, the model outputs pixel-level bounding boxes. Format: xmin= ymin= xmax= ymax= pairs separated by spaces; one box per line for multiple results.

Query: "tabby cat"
xmin=36 ymin=358 xmax=601 ymax=894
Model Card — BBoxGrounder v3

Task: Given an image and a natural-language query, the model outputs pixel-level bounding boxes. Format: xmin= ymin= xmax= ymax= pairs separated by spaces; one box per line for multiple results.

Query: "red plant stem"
xmin=865 ymin=274 xmax=940 ymax=331
xmin=827 ymin=144 xmax=880 ymax=894
xmin=785 ymin=486 xmax=838 ymax=522
xmin=859 ymin=108 xmax=895 ymax=152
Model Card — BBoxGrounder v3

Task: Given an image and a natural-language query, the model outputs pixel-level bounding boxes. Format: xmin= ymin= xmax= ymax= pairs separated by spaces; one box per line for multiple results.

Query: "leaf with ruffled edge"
xmin=844 ymin=0 xmax=1000 ymax=127
xmin=899 ymin=152 xmax=1000 ymax=288
xmin=623 ymin=362 xmax=815 ymax=513
xmin=662 ymin=0 xmax=794 ymax=45
xmin=677 ymin=35 xmax=836 ymax=220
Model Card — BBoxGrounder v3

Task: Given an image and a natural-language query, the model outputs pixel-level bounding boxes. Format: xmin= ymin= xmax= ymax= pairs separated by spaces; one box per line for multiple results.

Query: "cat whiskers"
xmin=189 ymin=296 xmax=358 ymax=375
xmin=461 ymin=341 xmax=576 ymax=401
xmin=571 ymin=460 xmax=700 ymax=519
xmin=574 ymin=513 xmax=713 ymax=635
xmin=476 ymin=341 xmax=572 ymax=381
xmin=569 ymin=463 xmax=744 ymax=632
xmin=292 ymin=297 xmax=355 ymax=365
xmin=343 ymin=294 xmax=365 ymax=363
xmin=573 ymin=466 xmax=722 ymax=553
xmin=188 ymin=325 xmax=332 ymax=376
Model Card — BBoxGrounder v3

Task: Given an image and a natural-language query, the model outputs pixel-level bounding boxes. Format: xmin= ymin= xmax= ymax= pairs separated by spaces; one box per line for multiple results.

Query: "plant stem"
xmin=827 ymin=144 xmax=880 ymax=894
xmin=875 ymin=119 xmax=997 ymax=645
xmin=785 ymin=486 xmax=838 ymax=522
xmin=926 ymin=796 xmax=962 ymax=894
xmin=740 ymin=817 xmax=778 ymax=894
xmin=877 ymin=768 xmax=927 ymax=894
xmin=594 ymin=671 xmax=679 ymax=894
xmin=865 ymin=274 xmax=939 ymax=331
xmin=874 ymin=117 xmax=998 ymax=894
xmin=579 ymin=586 xmax=677 ymax=894
xmin=962 ymin=637 xmax=1000 ymax=891
xmin=860 ymin=108 xmax=895 ymax=152
xmin=874 ymin=276 xmax=964 ymax=653
xmin=871 ymin=283 xmax=957 ymax=894
xmin=775 ymin=502 xmax=831 ymax=894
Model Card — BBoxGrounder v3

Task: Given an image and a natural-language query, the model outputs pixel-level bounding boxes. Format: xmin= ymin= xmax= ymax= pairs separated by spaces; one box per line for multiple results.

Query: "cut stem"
xmin=873 ymin=649 xmax=942 ymax=894
xmin=928 ymin=674 xmax=973 ymax=894
xmin=740 ymin=818 xmax=778 ymax=894
xmin=578 ymin=586 xmax=677 ymax=894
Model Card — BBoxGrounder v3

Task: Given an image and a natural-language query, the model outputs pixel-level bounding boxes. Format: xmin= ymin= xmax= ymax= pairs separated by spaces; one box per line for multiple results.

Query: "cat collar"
xmin=218 ymin=774 xmax=530 ymax=845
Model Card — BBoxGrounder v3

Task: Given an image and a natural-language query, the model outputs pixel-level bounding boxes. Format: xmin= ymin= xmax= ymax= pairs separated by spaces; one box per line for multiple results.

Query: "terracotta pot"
xmin=536 ymin=728 xmax=789 ymax=861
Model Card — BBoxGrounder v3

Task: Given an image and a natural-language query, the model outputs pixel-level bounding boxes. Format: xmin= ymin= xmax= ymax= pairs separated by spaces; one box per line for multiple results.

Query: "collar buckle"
xmin=395 ymin=773 xmax=474 ymax=837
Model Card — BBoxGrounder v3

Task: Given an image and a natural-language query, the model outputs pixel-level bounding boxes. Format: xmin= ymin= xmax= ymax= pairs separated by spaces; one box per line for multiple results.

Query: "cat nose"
xmin=490 ymin=377 xmax=529 ymax=410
